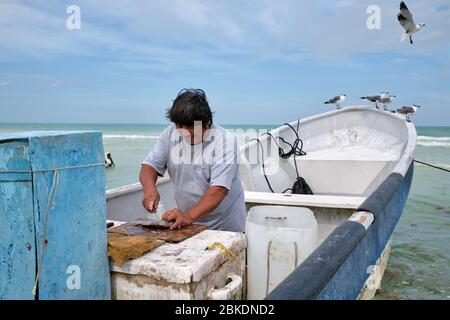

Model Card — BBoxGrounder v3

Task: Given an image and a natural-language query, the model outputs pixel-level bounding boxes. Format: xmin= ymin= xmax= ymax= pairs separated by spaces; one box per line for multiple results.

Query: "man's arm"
xmin=140 ymin=125 xmax=172 ymax=213
xmin=140 ymin=164 xmax=160 ymax=213
xmin=163 ymin=186 xmax=228 ymax=229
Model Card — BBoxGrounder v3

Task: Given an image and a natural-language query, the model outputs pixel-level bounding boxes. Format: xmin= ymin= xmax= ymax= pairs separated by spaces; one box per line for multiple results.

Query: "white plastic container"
xmin=246 ymin=205 xmax=319 ymax=300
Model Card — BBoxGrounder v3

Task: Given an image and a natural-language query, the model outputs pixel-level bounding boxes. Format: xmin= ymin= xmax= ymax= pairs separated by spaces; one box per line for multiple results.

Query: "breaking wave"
xmin=417 ymin=136 xmax=450 ymax=147
xmin=103 ymin=134 xmax=160 ymax=140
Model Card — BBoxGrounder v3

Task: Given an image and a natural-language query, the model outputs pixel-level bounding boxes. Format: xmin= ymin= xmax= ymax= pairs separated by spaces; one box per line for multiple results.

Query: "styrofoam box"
xmin=110 ymin=230 xmax=246 ymax=300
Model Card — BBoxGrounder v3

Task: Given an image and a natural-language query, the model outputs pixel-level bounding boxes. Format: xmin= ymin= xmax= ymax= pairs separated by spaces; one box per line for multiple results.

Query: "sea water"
xmin=0 ymin=123 xmax=449 ymax=300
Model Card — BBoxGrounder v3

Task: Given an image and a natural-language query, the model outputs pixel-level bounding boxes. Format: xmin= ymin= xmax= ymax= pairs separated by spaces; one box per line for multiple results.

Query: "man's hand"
xmin=162 ymin=208 xmax=194 ymax=229
xmin=142 ymin=187 xmax=160 ymax=213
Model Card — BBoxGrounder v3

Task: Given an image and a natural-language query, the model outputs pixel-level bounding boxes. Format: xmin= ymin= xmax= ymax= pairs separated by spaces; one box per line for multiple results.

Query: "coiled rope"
xmin=251 ymin=120 xmax=311 ymax=194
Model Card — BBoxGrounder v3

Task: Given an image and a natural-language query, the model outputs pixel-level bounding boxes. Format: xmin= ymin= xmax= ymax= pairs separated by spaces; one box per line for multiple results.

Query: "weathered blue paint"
xmin=266 ymin=163 xmax=414 ymax=300
xmin=316 ymin=164 xmax=413 ymax=299
xmin=0 ymin=141 xmax=35 ymax=300
xmin=0 ymin=131 xmax=111 ymax=300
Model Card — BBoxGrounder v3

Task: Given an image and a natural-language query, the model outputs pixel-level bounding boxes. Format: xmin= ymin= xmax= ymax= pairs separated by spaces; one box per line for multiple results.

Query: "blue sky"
xmin=0 ymin=0 xmax=449 ymax=125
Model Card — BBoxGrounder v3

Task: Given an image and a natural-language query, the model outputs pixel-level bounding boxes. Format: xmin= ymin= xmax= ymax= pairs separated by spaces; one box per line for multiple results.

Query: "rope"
xmin=414 ymin=160 xmax=450 ymax=173
xmin=251 ymin=120 xmax=308 ymax=194
xmin=250 ymin=138 xmax=275 ymax=193
xmin=0 ymin=162 xmax=104 ymax=296
xmin=205 ymin=242 xmax=235 ymax=260
xmin=0 ymin=162 xmax=105 ymax=173
xmin=263 ymin=122 xmax=307 ymax=160
xmin=32 ymin=170 xmax=59 ymax=296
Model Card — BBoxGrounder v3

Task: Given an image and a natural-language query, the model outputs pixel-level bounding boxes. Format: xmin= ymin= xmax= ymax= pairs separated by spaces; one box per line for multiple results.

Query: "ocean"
xmin=0 ymin=122 xmax=449 ymax=300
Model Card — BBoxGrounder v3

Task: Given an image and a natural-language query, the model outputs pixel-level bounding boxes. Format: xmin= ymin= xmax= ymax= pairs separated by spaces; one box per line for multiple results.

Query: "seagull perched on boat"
xmin=378 ymin=92 xmax=396 ymax=111
xmin=397 ymin=1 xmax=425 ymax=45
xmin=360 ymin=95 xmax=381 ymax=109
xmin=395 ymin=104 xmax=421 ymax=122
xmin=324 ymin=94 xmax=346 ymax=110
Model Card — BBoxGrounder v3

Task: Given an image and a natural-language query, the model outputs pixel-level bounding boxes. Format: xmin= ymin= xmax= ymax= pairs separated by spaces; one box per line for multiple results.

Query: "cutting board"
xmin=107 ymin=219 xmax=208 ymax=243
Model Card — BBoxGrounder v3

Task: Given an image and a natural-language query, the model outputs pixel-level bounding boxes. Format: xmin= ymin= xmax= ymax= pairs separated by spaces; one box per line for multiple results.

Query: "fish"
xmin=135 ymin=219 xmax=173 ymax=230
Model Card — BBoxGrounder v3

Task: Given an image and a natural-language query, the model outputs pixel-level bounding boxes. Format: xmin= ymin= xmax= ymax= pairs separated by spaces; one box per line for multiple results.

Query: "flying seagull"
xmin=324 ymin=94 xmax=346 ymax=110
xmin=378 ymin=92 xmax=396 ymax=111
xmin=395 ymin=104 xmax=421 ymax=122
xmin=397 ymin=1 xmax=425 ymax=45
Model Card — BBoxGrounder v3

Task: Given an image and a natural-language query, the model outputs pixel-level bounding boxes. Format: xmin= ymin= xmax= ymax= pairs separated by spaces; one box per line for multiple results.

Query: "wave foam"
xmin=417 ymin=136 xmax=450 ymax=147
xmin=417 ymin=135 xmax=450 ymax=141
xmin=103 ymin=134 xmax=159 ymax=140
xmin=417 ymin=142 xmax=450 ymax=147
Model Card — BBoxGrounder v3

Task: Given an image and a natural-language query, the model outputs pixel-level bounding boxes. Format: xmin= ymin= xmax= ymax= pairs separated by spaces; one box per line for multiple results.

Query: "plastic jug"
xmin=246 ymin=205 xmax=319 ymax=300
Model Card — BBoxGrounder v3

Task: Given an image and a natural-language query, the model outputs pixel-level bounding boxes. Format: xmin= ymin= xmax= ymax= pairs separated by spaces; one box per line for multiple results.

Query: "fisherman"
xmin=139 ymin=88 xmax=246 ymax=232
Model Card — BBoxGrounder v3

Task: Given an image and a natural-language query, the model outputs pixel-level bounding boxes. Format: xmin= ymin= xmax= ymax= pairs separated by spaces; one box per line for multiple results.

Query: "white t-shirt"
xmin=142 ymin=124 xmax=246 ymax=232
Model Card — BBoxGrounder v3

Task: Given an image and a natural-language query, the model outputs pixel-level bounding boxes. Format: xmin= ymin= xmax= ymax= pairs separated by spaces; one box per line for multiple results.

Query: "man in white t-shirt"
xmin=140 ymin=89 xmax=246 ymax=232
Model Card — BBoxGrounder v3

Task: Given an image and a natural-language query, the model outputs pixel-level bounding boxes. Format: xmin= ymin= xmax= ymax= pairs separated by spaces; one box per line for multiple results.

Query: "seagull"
xmin=378 ymin=92 xmax=396 ymax=111
xmin=324 ymin=94 xmax=346 ymax=110
xmin=395 ymin=104 xmax=421 ymax=122
xmin=105 ymin=152 xmax=115 ymax=168
xmin=397 ymin=1 xmax=425 ymax=45
xmin=361 ymin=93 xmax=384 ymax=109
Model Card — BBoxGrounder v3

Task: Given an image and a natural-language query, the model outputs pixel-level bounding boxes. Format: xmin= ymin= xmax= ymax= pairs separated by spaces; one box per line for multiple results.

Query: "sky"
xmin=0 ymin=0 xmax=449 ymax=125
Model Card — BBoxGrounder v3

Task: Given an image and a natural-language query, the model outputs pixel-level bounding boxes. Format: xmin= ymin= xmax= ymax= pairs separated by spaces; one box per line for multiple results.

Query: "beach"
xmin=1 ymin=122 xmax=449 ymax=300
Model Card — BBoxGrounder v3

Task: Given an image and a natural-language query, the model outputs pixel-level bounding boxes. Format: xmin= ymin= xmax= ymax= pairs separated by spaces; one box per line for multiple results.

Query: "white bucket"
xmin=246 ymin=205 xmax=319 ymax=300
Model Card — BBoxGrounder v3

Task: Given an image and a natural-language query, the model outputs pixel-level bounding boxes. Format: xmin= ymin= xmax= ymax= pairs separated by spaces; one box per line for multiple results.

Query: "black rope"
xmin=263 ymin=122 xmax=307 ymax=160
xmin=251 ymin=138 xmax=275 ymax=193
xmin=414 ymin=160 xmax=450 ymax=173
xmin=251 ymin=120 xmax=312 ymax=194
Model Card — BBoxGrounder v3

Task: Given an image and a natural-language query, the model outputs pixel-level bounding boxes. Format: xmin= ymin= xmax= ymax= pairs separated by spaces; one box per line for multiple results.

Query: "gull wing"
xmin=398 ymin=13 xmax=415 ymax=33
xmin=396 ymin=106 xmax=414 ymax=114
xmin=400 ymin=1 xmax=414 ymax=23
xmin=328 ymin=96 xmax=340 ymax=103
xmin=363 ymin=95 xmax=381 ymax=101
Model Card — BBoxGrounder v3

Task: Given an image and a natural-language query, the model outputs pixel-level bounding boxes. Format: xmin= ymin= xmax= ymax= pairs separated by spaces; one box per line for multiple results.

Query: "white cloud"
xmin=0 ymin=0 xmax=449 ymax=70
xmin=1 ymin=0 xmax=448 ymax=125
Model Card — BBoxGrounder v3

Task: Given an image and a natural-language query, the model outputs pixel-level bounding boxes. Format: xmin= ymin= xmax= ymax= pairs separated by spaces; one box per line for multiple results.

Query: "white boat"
xmin=106 ymin=106 xmax=416 ymax=300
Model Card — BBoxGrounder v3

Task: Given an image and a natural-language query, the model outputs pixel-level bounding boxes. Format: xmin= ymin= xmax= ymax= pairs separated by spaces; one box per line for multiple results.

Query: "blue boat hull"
xmin=267 ymin=162 xmax=414 ymax=300
xmin=317 ymin=163 xmax=413 ymax=299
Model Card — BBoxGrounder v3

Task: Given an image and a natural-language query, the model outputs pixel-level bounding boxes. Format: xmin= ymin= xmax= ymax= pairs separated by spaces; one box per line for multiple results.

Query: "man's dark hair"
xmin=166 ymin=88 xmax=213 ymax=127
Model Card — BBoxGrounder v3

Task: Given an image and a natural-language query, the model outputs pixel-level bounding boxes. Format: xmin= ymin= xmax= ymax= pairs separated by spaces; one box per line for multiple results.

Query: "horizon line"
xmin=0 ymin=122 xmax=449 ymax=128
xmin=0 ymin=121 xmax=281 ymax=127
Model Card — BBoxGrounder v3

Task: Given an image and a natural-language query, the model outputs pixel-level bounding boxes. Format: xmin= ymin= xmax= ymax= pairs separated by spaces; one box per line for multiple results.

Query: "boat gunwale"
xmin=239 ymin=106 xmax=416 ymax=172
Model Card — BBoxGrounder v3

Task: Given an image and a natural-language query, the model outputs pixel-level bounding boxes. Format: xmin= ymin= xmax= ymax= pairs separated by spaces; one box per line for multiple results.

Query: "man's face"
xmin=175 ymin=123 xmax=209 ymax=145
